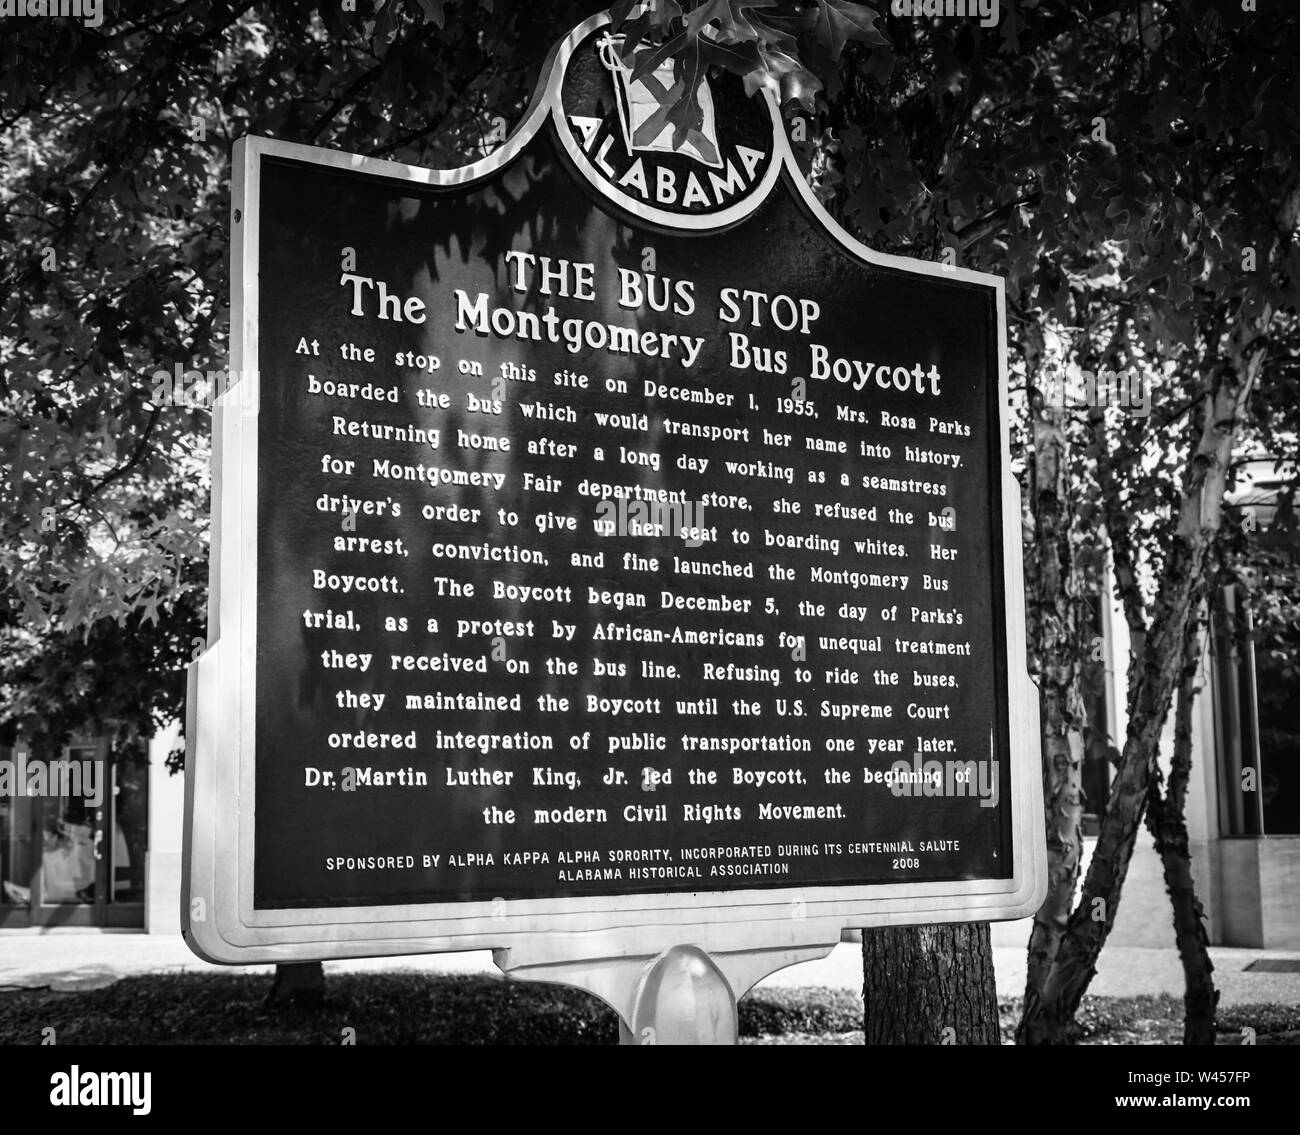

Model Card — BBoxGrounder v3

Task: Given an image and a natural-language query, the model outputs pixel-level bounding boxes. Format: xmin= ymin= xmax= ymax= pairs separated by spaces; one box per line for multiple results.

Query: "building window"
xmin=1253 ymin=619 xmax=1300 ymax=835
xmin=1211 ymin=584 xmax=1266 ymax=836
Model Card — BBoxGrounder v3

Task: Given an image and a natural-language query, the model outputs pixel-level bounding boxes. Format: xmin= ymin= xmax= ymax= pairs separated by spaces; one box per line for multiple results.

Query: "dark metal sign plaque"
xmin=184 ymin=10 xmax=1043 ymax=964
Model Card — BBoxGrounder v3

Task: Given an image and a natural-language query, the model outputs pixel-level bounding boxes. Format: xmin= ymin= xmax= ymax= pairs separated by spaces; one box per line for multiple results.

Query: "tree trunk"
xmin=1021 ymin=390 xmax=1087 ymax=1011
xmin=862 ymin=922 xmax=1000 ymax=1044
xmin=1145 ymin=596 xmax=1219 ymax=1044
xmin=1019 ymin=353 xmax=1262 ymax=1044
xmin=266 ymin=961 xmax=325 ymax=1008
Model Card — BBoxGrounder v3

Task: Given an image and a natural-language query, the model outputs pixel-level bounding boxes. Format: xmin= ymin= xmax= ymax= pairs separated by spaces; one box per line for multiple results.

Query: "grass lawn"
xmin=0 ymin=972 xmax=1296 ymax=1044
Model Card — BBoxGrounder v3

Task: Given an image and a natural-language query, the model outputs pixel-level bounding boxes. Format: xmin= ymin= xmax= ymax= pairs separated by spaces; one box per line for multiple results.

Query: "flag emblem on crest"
xmin=597 ymin=34 xmax=723 ymax=170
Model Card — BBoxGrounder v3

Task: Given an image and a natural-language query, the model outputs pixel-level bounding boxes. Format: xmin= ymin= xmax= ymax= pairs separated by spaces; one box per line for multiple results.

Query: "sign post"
xmin=184 ymin=9 xmax=1045 ymax=1043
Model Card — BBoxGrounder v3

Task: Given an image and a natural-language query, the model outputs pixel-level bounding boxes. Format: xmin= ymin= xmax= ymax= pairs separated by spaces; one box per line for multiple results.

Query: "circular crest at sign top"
xmin=553 ymin=23 xmax=782 ymax=231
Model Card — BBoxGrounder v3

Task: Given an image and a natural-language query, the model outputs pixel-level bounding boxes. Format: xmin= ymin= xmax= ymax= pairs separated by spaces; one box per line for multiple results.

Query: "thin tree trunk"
xmin=1019 ymin=352 xmax=1262 ymax=1044
xmin=862 ymin=922 xmax=1000 ymax=1044
xmin=1145 ymin=595 xmax=1218 ymax=1044
xmin=1021 ymin=390 xmax=1086 ymax=1010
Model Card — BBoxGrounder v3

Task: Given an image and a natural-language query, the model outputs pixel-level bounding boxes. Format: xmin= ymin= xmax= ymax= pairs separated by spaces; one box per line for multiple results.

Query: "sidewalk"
xmin=3 ymin=928 xmax=1299 ymax=1005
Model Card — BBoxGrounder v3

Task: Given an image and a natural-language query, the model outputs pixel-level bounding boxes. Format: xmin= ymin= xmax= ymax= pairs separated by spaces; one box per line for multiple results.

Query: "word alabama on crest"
xmin=558 ymin=26 xmax=778 ymax=223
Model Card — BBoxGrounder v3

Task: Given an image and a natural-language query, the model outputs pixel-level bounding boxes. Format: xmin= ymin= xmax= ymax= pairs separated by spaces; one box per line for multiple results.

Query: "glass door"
xmin=31 ymin=739 xmax=108 ymax=926
xmin=0 ymin=736 xmax=146 ymax=928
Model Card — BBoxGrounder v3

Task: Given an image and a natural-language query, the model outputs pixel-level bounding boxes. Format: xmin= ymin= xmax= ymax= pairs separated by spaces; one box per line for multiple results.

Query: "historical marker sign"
xmin=184 ymin=11 xmax=1044 ymax=965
